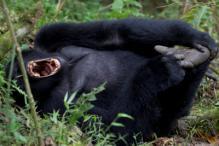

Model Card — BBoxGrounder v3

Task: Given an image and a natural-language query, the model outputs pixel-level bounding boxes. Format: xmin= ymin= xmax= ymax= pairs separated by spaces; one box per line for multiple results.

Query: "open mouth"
xmin=27 ymin=58 xmax=61 ymax=78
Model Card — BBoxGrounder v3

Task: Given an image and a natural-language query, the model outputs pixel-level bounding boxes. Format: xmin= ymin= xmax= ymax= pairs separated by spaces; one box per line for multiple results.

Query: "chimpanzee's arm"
xmin=34 ymin=18 xmax=217 ymax=58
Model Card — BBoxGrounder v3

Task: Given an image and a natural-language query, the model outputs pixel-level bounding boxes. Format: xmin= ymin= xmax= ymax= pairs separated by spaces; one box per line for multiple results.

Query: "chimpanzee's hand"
xmin=155 ymin=45 xmax=210 ymax=68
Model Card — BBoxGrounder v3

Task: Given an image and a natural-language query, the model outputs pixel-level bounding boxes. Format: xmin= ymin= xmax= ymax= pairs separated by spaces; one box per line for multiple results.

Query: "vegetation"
xmin=0 ymin=0 xmax=219 ymax=145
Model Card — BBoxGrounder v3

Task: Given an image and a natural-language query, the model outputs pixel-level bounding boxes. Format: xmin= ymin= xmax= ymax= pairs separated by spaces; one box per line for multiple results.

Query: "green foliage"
xmin=181 ymin=2 xmax=218 ymax=40
xmin=0 ymin=80 xmax=118 ymax=145
xmin=105 ymin=0 xmax=144 ymax=18
xmin=64 ymin=84 xmax=105 ymax=125
xmin=0 ymin=65 xmax=28 ymax=145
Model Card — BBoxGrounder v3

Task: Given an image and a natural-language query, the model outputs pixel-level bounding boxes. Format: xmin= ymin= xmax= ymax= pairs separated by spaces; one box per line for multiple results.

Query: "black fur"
xmin=10 ymin=18 xmax=216 ymax=145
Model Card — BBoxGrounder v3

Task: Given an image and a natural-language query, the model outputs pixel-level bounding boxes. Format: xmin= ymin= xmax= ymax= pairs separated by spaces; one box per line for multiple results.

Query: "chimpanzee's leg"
xmin=156 ymin=60 xmax=210 ymax=135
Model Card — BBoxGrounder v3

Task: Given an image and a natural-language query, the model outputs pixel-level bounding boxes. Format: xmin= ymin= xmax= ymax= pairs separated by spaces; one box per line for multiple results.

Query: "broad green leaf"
xmin=112 ymin=0 xmax=124 ymax=11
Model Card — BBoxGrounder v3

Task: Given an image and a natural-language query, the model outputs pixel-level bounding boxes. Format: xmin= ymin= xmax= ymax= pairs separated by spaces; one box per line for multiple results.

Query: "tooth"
xmin=34 ymin=73 xmax=40 ymax=77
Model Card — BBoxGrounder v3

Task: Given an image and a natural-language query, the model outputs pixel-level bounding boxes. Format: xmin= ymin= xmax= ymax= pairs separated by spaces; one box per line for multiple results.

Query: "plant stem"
xmin=0 ymin=0 xmax=43 ymax=145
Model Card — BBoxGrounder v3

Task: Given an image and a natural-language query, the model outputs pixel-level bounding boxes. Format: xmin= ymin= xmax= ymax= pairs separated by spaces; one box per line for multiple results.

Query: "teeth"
xmin=32 ymin=62 xmax=37 ymax=66
xmin=33 ymin=73 xmax=40 ymax=77
xmin=27 ymin=58 xmax=60 ymax=78
xmin=53 ymin=59 xmax=59 ymax=67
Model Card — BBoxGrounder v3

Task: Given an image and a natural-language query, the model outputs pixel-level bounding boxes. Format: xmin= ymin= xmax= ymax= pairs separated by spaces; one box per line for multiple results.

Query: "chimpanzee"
xmin=10 ymin=18 xmax=218 ymax=145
